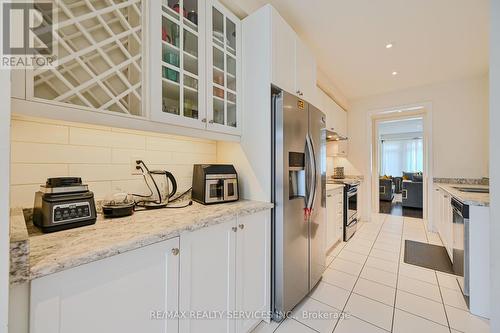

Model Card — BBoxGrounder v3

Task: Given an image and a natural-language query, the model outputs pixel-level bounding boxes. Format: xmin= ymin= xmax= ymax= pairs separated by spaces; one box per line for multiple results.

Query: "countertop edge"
xmin=436 ymin=184 xmax=490 ymax=207
xmin=24 ymin=201 xmax=273 ymax=282
xmin=10 ymin=208 xmax=30 ymax=286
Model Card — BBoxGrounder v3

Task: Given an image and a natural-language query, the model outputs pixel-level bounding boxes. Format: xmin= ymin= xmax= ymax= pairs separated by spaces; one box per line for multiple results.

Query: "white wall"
xmin=0 ymin=71 xmax=10 ymax=333
xmin=490 ymin=0 xmax=500 ymax=330
xmin=345 ymin=74 xmax=489 ymax=215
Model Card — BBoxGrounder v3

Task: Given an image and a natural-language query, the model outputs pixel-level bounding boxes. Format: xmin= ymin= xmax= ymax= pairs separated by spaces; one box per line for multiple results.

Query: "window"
xmin=380 ymin=138 xmax=423 ymax=176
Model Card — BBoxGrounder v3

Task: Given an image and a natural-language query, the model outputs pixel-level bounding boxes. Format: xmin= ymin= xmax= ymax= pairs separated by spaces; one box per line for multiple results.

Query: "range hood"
xmin=326 ymin=129 xmax=348 ymax=142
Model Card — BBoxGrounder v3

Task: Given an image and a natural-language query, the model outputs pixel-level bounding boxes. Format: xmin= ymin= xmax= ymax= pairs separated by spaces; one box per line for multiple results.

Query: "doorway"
xmin=377 ymin=118 xmax=424 ymax=218
xmin=369 ymin=104 xmax=432 ymax=222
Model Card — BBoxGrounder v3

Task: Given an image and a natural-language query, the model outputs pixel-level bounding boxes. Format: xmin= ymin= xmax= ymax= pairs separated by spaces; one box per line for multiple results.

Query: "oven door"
xmin=347 ymin=188 xmax=358 ymax=220
xmin=205 ymin=179 xmax=225 ymax=203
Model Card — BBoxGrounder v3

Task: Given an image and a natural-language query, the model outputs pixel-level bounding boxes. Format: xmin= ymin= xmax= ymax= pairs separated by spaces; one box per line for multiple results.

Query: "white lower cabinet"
xmin=434 ymin=187 xmax=453 ymax=261
xmin=179 ymin=210 xmax=270 ymax=333
xmin=28 ymin=210 xmax=270 ymax=333
xmin=326 ymin=188 xmax=344 ymax=251
xmin=30 ymin=237 xmax=180 ymax=333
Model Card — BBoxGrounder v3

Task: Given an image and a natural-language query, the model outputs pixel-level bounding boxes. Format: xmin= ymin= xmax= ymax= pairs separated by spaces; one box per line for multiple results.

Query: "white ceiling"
xmin=378 ymin=118 xmax=423 ymax=136
xmin=225 ymin=0 xmax=489 ymax=101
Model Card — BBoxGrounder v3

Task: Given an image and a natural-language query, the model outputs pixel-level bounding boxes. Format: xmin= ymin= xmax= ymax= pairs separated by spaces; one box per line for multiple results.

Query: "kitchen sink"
xmin=453 ymin=187 xmax=489 ymax=194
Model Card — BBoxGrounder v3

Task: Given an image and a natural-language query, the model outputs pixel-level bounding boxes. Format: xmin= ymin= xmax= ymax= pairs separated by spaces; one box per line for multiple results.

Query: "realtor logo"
xmin=1 ymin=1 xmax=56 ymax=68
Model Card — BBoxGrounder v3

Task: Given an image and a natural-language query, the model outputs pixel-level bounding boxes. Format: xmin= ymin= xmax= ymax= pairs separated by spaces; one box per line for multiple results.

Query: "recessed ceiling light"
xmin=392 ymin=71 xmax=398 ymax=76
xmin=386 ymin=43 xmax=393 ymax=49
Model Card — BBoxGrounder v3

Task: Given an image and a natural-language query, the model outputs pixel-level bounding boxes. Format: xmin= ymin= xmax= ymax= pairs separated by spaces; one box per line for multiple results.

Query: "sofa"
xmin=379 ymin=178 xmax=394 ymax=201
xmin=402 ymin=172 xmax=423 ymax=209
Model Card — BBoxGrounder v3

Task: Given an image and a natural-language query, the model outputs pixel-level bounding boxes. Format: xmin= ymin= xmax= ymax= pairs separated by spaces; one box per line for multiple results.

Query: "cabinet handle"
xmin=208 ymin=119 xmax=214 ymax=124
xmin=327 ymin=194 xmax=332 ymax=197
xmin=232 ymin=226 xmax=238 ymax=232
xmin=201 ymin=118 xmax=207 ymax=123
xmin=239 ymin=224 xmax=245 ymax=230
xmin=171 ymin=248 xmax=180 ymax=256
xmin=296 ymin=90 xmax=303 ymax=96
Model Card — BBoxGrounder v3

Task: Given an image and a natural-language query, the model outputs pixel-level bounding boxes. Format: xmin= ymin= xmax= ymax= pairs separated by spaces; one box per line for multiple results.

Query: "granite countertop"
xmin=10 ymin=200 xmax=273 ymax=284
xmin=436 ymin=184 xmax=489 ymax=207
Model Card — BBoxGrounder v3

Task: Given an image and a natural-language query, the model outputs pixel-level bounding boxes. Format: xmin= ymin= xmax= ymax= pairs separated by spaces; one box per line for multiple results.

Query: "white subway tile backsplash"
xmin=10 ymin=116 xmax=217 ymax=207
xmin=12 ymin=142 xmax=112 ymax=164
xmin=10 ymin=184 xmax=40 ymax=208
xmin=11 ymin=119 xmax=69 ymax=144
xmin=68 ymin=164 xmax=136 ymax=182
xmin=69 ymin=127 xmax=146 ymax=149
xmin=11 ymin=164 xmax=68 ymax=185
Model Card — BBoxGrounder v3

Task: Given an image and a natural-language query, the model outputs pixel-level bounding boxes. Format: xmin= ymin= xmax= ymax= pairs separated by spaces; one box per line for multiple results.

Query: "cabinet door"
xmin=236 ymin=211 xmax=271 ymax=333
xmin=270 ymin=7 xmax=296 ymax=94
xmin=295 ymin=37 xmax=316 ymax=102
xmin=206 ymin=0 xmax=242 ymax=135
xmin=154 ymin=0 xmax=207 ymax=128
xmin=179 ymin=219 xmax=236 ymax=333
xmin=30 ymin=238 xmax=180 ymax=333
xmin=432 ymin=188 xmax=441 ymax=232
xmin=335 ymin=191 xmax=344 ymax=243
xmin=326 ymin=191 xmax=337 ymax=250
xmin=28 ymin=0 xmax=146 ymax=117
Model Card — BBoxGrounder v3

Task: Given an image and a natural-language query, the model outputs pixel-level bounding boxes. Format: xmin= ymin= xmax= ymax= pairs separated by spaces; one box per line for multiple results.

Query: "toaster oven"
xmin=192 ymin=165 xmax=239 ymax=204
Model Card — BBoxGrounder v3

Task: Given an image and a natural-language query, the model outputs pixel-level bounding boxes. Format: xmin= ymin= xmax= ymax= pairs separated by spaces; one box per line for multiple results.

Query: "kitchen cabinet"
xmin=326 ymin=187 xmax=344 ymax=251
xmin=19 ymin=0 xmax=146 ymax=117
xmin=294 ymin=38 xmax=317 ymax=101
xmin=235 ymin=211 xmax=271 ymax=333
xmin=318 ymin=88 xmax=347 ymax=137
xmin=267 ymin=6 xmax=317 ymax=103
xmin=179 ymin=211 xmax=271 ymax=333
xmin=327 ymin=140 xmax=348 ymax=157
xmin=434 ymin=187 xmax=453 ymax=261
xmin=13 ymin=0 xmax=243 ymax=141
xmin=30 ymin=237 xmax=180 ymax=333
xmin=152 ymin=0 xmax=242 ymax=135
xmin=206 ymin=0 xmax=242 ymax=135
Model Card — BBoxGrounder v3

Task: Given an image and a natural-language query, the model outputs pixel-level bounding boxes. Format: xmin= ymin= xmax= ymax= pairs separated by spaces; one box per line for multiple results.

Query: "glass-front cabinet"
xmin=152 ymin=0 xmax=241 ymax=135
xmin=158 ymin=0 xmax=206 ymax=129
xmin=206 ymin=0 xmax=241 ymax=135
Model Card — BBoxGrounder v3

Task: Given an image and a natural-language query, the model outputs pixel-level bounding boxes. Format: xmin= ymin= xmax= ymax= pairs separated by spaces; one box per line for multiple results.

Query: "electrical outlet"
xmin=130 ymin=156 xmax=143 ymax=175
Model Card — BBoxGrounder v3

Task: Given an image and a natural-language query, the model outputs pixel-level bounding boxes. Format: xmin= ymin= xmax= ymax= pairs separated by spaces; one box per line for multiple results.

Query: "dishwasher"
xmin=452 ymin=197 xmax=469 ymax=304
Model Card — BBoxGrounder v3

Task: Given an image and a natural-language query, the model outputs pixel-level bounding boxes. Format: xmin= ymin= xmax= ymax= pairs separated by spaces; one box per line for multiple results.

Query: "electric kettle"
xmin=133 ymin=162 xmax=178 ymax=209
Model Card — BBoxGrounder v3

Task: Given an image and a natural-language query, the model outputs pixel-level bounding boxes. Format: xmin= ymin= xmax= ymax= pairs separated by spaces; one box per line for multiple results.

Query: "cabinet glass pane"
xmin=212 ymin=8 xmax=224 ymax=48
xmin=226 ymin=18 xmax=236 ymax=56
xmin=162 ymin=80 xmax=180 ymax=115
xmin=213 ymin=87 xmax=224 ymax=125
xmin=183 ymin=29 xmax=198 ymax=75
xmin=227 ymin=92 xmax=236 ymax=127
xmin=184 ymin=0 xmax=198 ymax=31
xmin=162 ymin=66 xmax=179 ymax=83
xmin=184 ymin=75 xmax=198 ymax=90
xmin=213 ymin=47 xmax=224 ymax=86
xmin=226 ymin=55 xmax=236 ymax=91
xmin=162 ymin=44 xmax=180 ymax=68
xmin=162 ymin=17 xmax=180 ymax=48
xmin=184 ymin=77 xmax=198 ymax=119
xmin=162 ymin=0 xmax=180 ymax=20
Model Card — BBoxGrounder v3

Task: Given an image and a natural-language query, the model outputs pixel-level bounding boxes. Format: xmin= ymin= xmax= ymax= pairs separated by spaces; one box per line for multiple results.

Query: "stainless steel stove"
xmin=329 ymin=178 xmax=360 ymax=241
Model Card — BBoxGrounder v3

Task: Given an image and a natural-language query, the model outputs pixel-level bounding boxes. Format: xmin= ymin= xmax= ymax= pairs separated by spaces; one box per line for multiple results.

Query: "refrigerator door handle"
xmin=309 ymin=135 xmax=318 ymax=210
xmin=305 ymin=135 xmax=316 ymax=212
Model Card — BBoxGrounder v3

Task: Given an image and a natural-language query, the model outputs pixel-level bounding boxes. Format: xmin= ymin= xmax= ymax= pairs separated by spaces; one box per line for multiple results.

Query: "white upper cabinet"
xmin=271 ymin=10 xmax=296 ymax=94
xmin=295 ymin=38 xmax=317 ymax=102
xmin=154 ymin=0 xmax=206 ymax=129
xmin=268 ymin=6 xmax=317 ymax=103
xmin=151 ymin=0 xmax=241 ymax=135
xmin=13 ymin=0 xmax=242 ymax=140
xmin=318 ymin=87 xmax=347 ymax=137
xmin=206 ymin=0 xmax=242 ymax=135
xmin=23 ymin=0 xmax=146 ymax=116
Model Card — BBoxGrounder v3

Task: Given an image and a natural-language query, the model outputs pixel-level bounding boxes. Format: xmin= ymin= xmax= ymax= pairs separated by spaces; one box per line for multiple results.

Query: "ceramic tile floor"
xmin=252 ymin=213 xmax=490 ymax=333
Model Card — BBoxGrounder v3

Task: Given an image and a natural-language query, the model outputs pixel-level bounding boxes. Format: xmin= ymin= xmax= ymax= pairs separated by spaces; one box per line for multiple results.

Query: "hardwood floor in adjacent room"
xmin=379 ymin=200 xmax=423 ymax=219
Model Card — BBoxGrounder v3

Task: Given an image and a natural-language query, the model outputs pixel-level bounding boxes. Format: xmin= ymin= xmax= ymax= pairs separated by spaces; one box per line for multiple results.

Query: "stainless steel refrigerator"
xmin=271 ymin=88 xmax=327 ymax=320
